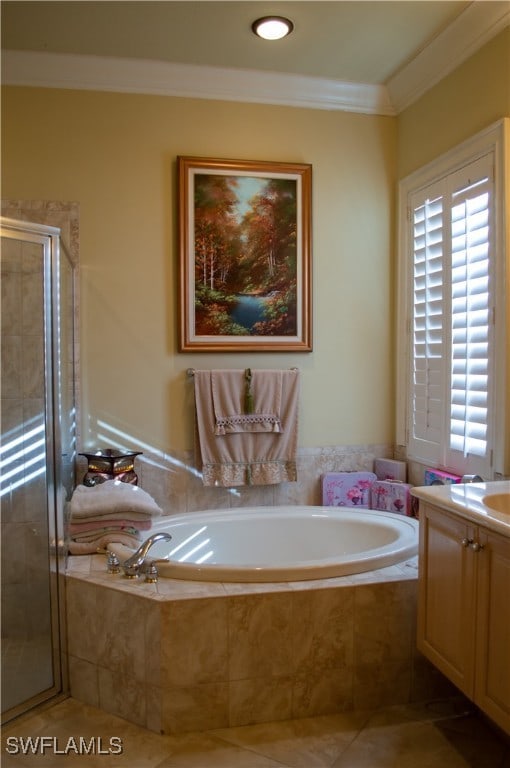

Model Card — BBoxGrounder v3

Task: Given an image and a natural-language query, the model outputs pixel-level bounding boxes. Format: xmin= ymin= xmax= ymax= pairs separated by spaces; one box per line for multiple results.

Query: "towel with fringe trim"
xmin=194 ymin=369 xmax=299 ymax=487
xmin=211 ymin=369 xmax=283 ymax=435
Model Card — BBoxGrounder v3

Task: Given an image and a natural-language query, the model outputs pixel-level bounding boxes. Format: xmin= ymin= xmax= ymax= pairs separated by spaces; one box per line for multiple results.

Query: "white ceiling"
xmin=2 ymin=1 xmax=509 ymax=114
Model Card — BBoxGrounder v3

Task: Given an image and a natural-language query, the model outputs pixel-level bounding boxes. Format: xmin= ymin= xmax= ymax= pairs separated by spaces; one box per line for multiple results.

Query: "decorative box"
xmin=374 ymin=458 xmax=407 ymax=482
xmin=371 ymin=480 xmax=412 ymax=516
xmin=79 ymin=449 xmax=142 ymax=486
xmin=424 ymin=468 xmax=462 ymax=486
xmin=322 ymin=472 xmax=376 ymax=509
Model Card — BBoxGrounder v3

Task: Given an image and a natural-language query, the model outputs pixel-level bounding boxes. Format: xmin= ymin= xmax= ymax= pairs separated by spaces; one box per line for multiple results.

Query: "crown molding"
xmin=1 ymin=50 xmax=394 ymax=116
xmin=387 ymin=1 xmax=510 ymax=113
xmin=2 ymin=3 xmax=507 ymax=117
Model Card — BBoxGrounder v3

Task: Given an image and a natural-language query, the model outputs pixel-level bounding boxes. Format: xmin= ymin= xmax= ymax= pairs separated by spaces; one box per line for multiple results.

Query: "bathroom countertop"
xmin=411 ymin=480 xmax=510 ymax=538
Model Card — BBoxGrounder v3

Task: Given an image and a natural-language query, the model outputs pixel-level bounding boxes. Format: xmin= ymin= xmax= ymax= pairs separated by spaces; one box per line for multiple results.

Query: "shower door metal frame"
xmin=1 ymin=217 xmax=70 ymax=723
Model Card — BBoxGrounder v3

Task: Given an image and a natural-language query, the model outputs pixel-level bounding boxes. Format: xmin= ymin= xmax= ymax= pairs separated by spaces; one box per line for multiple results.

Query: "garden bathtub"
xmin=111 ymin=505 xmax=418 ymax=582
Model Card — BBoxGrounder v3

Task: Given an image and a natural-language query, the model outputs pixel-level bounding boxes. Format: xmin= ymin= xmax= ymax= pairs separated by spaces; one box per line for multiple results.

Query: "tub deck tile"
xmin=67 ymin=554 xmax=419 ymax=601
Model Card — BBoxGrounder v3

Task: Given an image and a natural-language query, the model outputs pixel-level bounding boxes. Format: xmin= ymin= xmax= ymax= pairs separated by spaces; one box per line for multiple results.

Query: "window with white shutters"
xmin=400 ymin=137 xmax=505 ymax=479
xmin=448 ymin=171 xmax=491 ymax=463
xmin=410 ymin=188 xmax=444 ymax=462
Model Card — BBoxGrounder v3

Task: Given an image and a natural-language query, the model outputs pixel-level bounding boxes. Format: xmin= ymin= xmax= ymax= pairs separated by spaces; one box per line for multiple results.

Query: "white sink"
xmin=483 ymin=493 xmax=510 ymax=514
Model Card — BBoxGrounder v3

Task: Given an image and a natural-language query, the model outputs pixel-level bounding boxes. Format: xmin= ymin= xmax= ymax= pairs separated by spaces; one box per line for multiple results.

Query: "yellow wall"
xmin=397 ymin=27 xmax=510 ymax=474
xmin=1 ymin=87 xmax=396 ymax=454
xmin=2 ymin=28 xmax=508 ymax=460
xmin=397 ymin=27 xmax=510 ymax=177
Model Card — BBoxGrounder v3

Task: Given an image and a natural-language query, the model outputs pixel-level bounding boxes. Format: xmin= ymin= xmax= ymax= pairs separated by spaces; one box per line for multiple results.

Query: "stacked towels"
xmin=68 ymin=479 xmax=162 ymax=555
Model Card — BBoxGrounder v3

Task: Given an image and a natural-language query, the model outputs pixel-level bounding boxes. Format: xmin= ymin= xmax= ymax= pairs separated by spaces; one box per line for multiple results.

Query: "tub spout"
xmin=122 ymin=532 xmax=172 ymax=578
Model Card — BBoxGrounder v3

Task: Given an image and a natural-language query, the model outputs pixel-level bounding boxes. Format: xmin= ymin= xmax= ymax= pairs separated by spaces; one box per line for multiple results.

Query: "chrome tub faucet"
xmin=122 ymin=532 xmax=172 ymax=578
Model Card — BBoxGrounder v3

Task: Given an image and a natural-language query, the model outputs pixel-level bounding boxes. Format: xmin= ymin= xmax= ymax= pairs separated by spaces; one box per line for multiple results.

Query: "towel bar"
xmin=187 ymin=367 xmax=298 ymax=376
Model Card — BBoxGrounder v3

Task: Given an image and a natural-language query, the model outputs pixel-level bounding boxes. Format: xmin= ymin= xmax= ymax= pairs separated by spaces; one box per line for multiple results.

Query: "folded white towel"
xmin=68 ymin=531 xmax=141 ymax=555
xmin=71 ymin=526 xmax=140 ymax=543
xmin=70 ymin=479 xmax=162 ymax=520
xmin=68 ymin=510 xmax=155 ymax=524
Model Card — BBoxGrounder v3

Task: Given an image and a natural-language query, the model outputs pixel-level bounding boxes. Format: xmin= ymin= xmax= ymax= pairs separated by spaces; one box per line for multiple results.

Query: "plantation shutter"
xmin=409 ymin=182 xmax=446 ymax=463
xmin=407 ymin=154 xmax=494 ymax=473
xmin=447 ymin=161 xmax=493 ymax=465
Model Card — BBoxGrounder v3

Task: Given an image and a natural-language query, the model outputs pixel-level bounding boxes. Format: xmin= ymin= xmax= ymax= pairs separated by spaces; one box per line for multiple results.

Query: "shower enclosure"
xmin=1 ymin=216 xmax=76 ymax=723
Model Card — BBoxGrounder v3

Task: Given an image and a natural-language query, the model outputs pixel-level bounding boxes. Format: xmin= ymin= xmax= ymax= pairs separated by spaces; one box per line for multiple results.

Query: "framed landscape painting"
xmin=178 ymin=156 xmax=312 ymax=352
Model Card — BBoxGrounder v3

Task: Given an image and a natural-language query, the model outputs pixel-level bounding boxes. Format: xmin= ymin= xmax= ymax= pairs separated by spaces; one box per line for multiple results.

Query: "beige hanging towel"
xmin=194 ymin=369 xmax=300 ymax=487
xmin=211 ymin=368 xmax=283 ymax=434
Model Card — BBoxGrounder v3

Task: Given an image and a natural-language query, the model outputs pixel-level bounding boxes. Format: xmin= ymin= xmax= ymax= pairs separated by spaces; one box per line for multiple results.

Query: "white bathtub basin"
xmin=112 ymin=506 xmax=419 ymax=582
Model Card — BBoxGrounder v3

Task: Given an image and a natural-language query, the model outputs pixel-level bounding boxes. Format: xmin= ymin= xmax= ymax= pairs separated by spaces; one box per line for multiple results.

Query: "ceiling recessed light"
xmin=252 ymin=16 xmax=294 ymax=41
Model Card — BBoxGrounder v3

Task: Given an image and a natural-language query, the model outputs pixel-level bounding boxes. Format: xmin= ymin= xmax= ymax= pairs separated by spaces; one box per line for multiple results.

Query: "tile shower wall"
xmin=76 ymin=443 xmax=395 ymax=516
xmin=1 ymin=236 xmax=50 ymax=642
xmin=1 ymin=199 xmax=81 ymax=452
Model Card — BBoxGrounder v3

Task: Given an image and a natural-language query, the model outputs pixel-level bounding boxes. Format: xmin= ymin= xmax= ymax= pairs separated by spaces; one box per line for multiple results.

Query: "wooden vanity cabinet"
xmin=475 ymin=524 xmax=510 ymax=732
xmin=418 ymin=502 xmax=510 ymax=734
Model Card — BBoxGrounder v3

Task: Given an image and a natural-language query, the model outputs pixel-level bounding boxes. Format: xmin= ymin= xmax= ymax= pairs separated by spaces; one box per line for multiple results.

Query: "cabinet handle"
xmin=461 ymin=537 xmax=473 ymax=547
xmin=470 ymin=541 xmax=484 ymax=552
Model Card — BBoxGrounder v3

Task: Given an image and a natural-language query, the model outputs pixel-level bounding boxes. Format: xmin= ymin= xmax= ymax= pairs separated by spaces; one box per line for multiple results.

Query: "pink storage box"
xmin=374 ymin=458 xmax=407 ymax=482
xmin=424 ymin=468 xmax=462 ymax=486
xmin=322 ymin=472 xmax=376 ymax=509
xmin=371 ymin=480 xmax=412 ymax=516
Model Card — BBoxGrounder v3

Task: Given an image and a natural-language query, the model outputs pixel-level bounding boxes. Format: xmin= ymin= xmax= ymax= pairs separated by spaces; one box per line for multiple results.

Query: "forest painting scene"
xmin=179 ymin=158 xmax=312 ymax=351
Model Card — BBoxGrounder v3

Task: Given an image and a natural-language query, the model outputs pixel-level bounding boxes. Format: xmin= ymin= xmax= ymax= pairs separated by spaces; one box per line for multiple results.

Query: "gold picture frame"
xmin=178 ymin=156 xmax=312 ymax=352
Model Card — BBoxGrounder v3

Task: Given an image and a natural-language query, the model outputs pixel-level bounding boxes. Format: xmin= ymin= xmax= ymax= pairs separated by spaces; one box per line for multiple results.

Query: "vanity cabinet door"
xmin=475 ymin=527 xmax=510 ymax=734
xmin=417 ymin=504 xmax=477 ymax=696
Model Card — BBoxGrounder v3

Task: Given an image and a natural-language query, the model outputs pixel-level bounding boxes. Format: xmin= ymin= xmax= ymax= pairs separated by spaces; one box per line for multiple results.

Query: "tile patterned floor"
xmin=2 ymin=696 xmax=509 ymax=767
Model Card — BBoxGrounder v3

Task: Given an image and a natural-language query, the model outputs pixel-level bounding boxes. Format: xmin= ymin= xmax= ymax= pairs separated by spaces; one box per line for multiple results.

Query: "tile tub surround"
xmin=65 ymin=554 xmax=454 ymax=735
xmin=75 ymin=443 xmax=395 ymax=517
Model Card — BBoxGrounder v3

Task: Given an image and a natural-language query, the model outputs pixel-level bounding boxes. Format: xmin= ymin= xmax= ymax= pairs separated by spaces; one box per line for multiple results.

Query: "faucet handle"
xmin=106 ymin=552 xmax=121 ymax=573
xmin=145 ymin=563 xmax=159 ymax=583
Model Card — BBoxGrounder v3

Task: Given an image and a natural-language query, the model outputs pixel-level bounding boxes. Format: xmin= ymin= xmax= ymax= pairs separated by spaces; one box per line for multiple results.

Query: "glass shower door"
xmin=1 ymin=221 xmax=67 ymax=722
